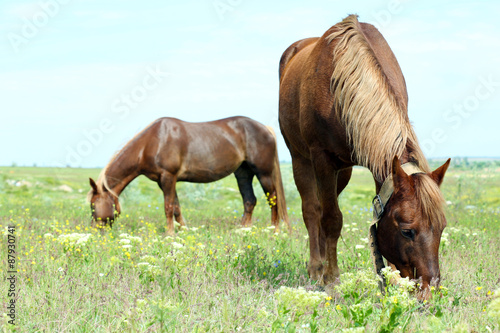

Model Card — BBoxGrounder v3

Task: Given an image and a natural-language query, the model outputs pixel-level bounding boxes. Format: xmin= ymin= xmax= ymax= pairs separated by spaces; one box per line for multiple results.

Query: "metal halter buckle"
xmin=372 ymin=194 xmax=384 ymax=219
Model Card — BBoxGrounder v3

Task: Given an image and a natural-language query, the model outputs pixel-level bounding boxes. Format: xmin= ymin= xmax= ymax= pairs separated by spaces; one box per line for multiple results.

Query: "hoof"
xmin=307 ymin=263 xmax=325 ymax=284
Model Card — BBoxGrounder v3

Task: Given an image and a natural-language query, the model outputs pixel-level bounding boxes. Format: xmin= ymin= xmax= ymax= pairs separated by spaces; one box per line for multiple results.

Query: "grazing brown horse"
xmin=88 ymin=116 xmax=290 ymax=234
xmin=279 ymin=15 xmax=450 ymax=297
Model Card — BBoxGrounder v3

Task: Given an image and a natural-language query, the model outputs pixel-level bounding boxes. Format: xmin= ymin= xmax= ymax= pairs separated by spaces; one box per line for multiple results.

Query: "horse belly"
xmin=178 ymin=139 xmax=243 ymax=183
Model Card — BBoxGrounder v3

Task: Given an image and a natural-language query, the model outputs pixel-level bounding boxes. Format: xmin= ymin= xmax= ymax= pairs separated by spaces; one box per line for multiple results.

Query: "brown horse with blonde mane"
xmin=279 ymin=15 xmax=450 ymax=298
xmin=88 ymin=116 xmax=290 ymax=234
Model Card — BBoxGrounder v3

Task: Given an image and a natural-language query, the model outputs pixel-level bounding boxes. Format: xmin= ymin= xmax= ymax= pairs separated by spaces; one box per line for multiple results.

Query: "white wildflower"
xmin=171 ymin=242 xmax=184 ymax=249
xmin=140 ymin=255 xmax=157 ymax=264
xmin=76 ymin=234 xmax=91 ymax=245
xmin=128 ymin=236 xmax=142 ymax=243
xmin=58 ymin=233 xmax=91 ymax=246
xmin=488 ymin=288 xmax=500 ymax=323
xmin=381 ymin=267 xmax=401 ymax=282
xmin=396 ymin=277 xmax=416 ymax=291
xmin=235 ymin=227 xmax=253 ymax=234
xmin=275 ymin=286 xmax=327 ymax=315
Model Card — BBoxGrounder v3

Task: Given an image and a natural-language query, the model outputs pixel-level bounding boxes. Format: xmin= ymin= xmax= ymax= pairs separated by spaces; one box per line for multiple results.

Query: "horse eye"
xmin=401 ymin=229 xmax=415 ymax=240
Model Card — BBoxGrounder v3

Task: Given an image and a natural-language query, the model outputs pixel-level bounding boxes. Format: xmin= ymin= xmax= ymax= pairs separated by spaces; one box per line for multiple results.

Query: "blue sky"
xmin=1 ymin=0 xmax=499 ymax=167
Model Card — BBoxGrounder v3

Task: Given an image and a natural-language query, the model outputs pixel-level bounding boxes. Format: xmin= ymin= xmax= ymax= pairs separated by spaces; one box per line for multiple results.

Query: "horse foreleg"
xmin=234 ymin=165 xmax=257 ymax=227
xmin=160 ymin=173 xmax=177 ymax=236
xmin=311 ymin=150 xmax=347 ymax=285
xmin=173 ymin=190 xmax=185 ymax=227
xmin=290 ymin=153 xmax=323 ymax=282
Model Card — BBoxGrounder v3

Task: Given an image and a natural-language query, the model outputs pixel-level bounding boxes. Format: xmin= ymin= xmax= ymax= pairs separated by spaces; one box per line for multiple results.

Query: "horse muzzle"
xmin=91 ymin=217 xmax=114 ymax=229
xmin=399 ymin=265 xmax=440 ymax=301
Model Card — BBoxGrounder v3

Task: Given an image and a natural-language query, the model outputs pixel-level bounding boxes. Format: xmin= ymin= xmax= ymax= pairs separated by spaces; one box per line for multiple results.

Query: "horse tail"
xmin=265 ymin=126 xmax=291 ymax=233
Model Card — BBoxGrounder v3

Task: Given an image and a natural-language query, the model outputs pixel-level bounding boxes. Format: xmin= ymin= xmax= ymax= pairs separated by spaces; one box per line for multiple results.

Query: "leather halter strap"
xmin=368 ymin=162 xmax=425 ymax=291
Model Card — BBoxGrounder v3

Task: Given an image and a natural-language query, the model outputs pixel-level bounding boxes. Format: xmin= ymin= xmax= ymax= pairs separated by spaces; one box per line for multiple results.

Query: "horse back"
xmin=146 ymin=117 xmax=275 ymax=182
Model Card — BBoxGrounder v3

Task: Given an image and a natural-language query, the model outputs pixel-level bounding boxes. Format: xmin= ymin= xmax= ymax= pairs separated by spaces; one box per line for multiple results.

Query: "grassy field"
xmin=0 ymin=160 xmax=499 ymax=332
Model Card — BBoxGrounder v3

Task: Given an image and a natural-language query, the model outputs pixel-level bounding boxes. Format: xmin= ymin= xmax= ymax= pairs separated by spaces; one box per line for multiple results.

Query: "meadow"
xmin=0 ymin=159 xmax=499 ymax=332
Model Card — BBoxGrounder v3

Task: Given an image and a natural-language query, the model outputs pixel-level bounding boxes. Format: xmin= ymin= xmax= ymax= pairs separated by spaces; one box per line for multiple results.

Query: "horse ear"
xmin=430 ymin=158 xmax=451 ymax=187
xmin=392 ymin=156 xmax=412 ymax=193
xmin=89 ymin=178 xmax=98 ymax=194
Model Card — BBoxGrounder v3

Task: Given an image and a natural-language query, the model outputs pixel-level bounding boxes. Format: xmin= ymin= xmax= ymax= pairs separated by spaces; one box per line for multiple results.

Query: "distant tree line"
xmin=428 ymin=157 xmax=500 ymax=170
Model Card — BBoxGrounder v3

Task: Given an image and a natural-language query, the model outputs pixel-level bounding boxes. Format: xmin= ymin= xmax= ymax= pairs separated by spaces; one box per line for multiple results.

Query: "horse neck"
xmin=102 ymin=146 xmax=142 ymax=197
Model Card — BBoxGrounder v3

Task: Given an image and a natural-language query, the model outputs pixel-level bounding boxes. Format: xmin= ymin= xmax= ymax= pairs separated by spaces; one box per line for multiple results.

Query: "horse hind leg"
xmin=173 ymin=190 xmax=185 ymax=227
xmin=160 ymin=172 xmax=178 ymax=236
xmin=255 ymin=171 xmax=280 ymax=232
xmin=234 ymin=163 xmax=257 ymax=227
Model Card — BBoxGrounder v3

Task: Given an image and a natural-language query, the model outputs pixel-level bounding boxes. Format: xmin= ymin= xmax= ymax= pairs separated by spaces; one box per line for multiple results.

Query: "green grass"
xmin=0 ymin=162 xmax=499 ymax=332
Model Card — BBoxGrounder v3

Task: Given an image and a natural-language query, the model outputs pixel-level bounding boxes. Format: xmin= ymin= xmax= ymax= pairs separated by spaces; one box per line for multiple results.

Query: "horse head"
xmin=376 ymin=157 xmax=450 ymax=298
xmin=88 ymin=177 xmax=121 ymax=228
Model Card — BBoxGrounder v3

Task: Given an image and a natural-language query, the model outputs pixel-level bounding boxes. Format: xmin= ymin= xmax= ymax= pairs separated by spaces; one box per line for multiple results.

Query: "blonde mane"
xmin=86 ymin=119 xmax=158 ymax=202
xmin=326 ymin=15 xmax=429 ymax=181
xmin=86 ymin=160 xmax=119 ymax=202
xmin=325 ymin=15 xmax=445 ymax=227
xmin=414 ymin=174 xmax=446 ymax=229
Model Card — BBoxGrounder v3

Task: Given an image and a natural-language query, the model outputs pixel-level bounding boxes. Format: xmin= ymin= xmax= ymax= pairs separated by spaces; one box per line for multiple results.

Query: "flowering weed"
xmin=0 ymin=164 xmax=498 ymax=331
